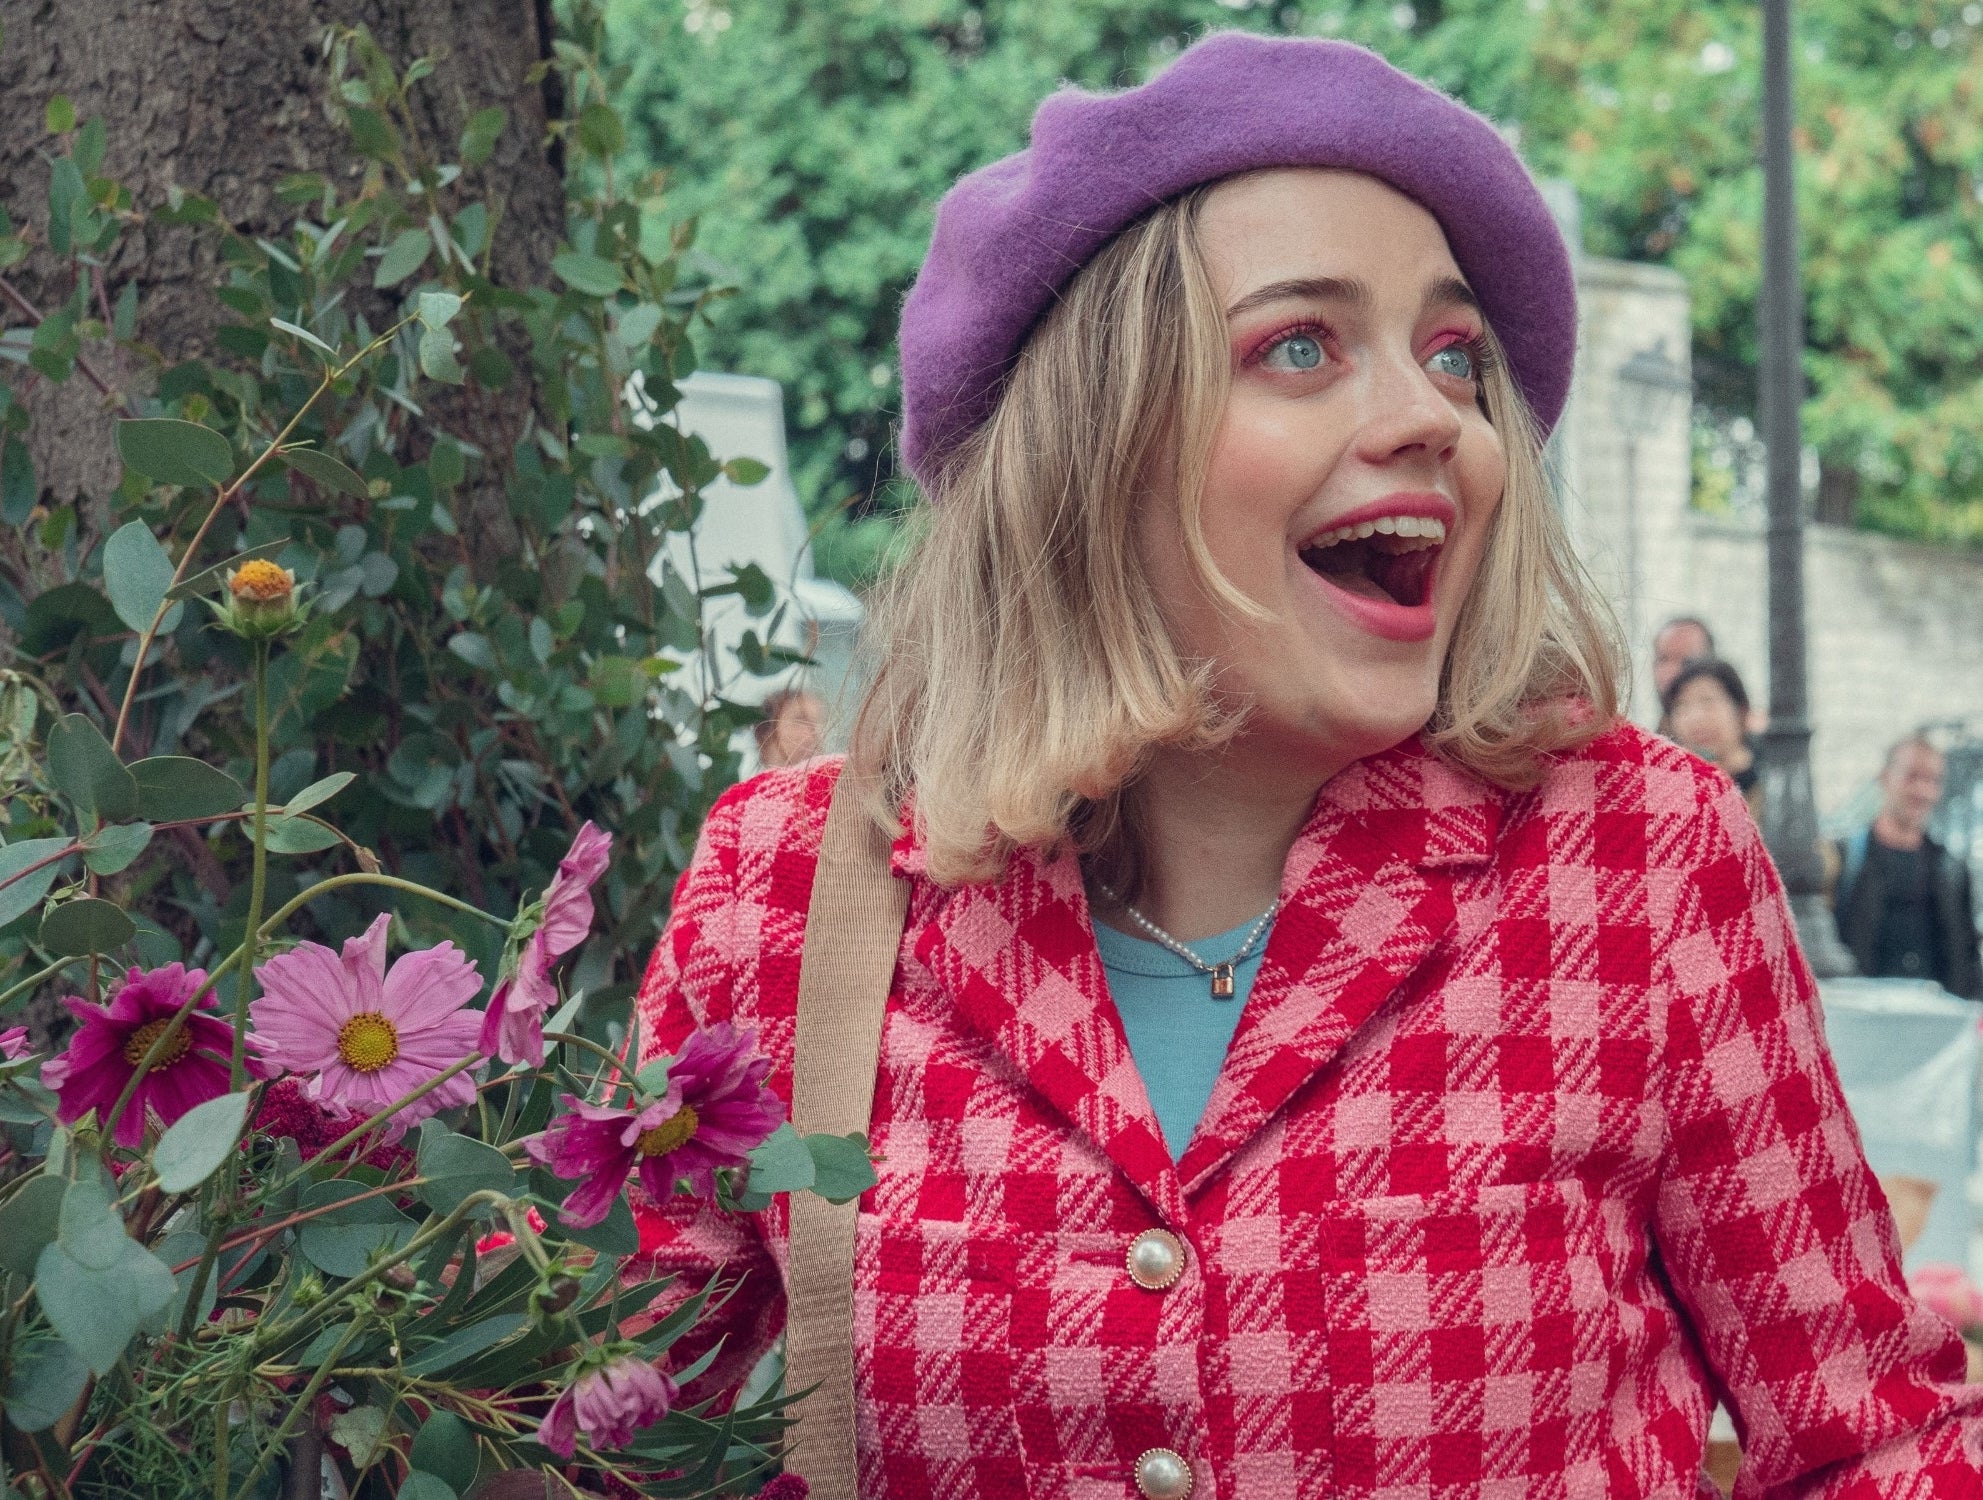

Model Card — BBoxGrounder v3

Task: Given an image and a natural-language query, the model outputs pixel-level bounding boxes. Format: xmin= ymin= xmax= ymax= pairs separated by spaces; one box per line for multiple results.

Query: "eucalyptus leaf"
xmin=39 ymin=897 xmax=136 ymax=958
xmin=373 ymin=228 xmax=431 ymax=287
xmin=115 ymin=418 xmax=234 ymax=489
xmin=0 ymin=837 xmax=70 ymax=929
xmin=414 ymin=1120 xmax=516 ymax=1215
xmin=2 ymin=1337 xmax=90 ymax=1432
xmin=38 ymin=1209 xmax=176 ymax=1374
xmin=282 ymin=771 xmax=356 ymax=817
xmin=398 ymin=1475 xmax=456 ymax=1500
xmin=551 ymin=250 xmax=622 ymax=298
xmin=296 ymin=1179 xmax=415 ymax=1278
xmin=129 ymin=756 xmax=247 ymax=822
xmin=803 ymin=1131 xmax=878 ymax=1204
xmin=745 ymin=1121 xmax=814 ymax=1196
xmin=102 ymin=520 xmax=177 ymax=634
xmin=278 ymin=446 xmax=370 ymax=499
xmin=47 ymin=713 xmax=138 ymax=823
xmin=410 ymin=1409 xmax=479 ymax=1493
xmin=152 ymin=1090 xmax=252 ymax=1192
xmin=83 ymin=820 xmax=153 ymax=875
xmin=0 ymin=1174 xmax=67 ymax=1276
xmin=259 ymin=814 xmax=343 ymax=854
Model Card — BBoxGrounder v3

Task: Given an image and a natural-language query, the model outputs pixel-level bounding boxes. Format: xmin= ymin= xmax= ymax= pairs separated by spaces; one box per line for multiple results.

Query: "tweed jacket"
xmin=631 ymin=724 xmax=1983 ymax=1499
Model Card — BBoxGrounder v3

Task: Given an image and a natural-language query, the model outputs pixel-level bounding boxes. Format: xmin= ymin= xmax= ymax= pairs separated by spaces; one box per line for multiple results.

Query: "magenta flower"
xmin=41 ymin=965 xmax=237 ymax=1149
xmin=538 ymin=1352 xmax=677 ymax=1458
xmin=249 ymin=914 xmax=484 ymax=1140
xmin=480 ymin=821 xmax=612 ymax=1068
xmin=0 ymin=1025 xmax=30 ymax=1061
xmin=527 ymin=1023 xmax=784 ymax=1226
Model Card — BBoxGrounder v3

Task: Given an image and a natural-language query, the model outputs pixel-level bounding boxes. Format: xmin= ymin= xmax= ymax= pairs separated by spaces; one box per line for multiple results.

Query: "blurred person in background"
xmin=754 ymin=686 xmax=827 ymax=768
xmin=1833 ymin=735 xmax=1981 ymax=998
xmin=1652 ymin=614 xmax=1715 ymax=703
xmin=1662 ymin=657 xmax=1764 ymax=822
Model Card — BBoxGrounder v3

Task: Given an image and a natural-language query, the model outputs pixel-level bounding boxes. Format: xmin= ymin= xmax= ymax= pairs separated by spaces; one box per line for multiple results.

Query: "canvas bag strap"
xmin=783 ymin=768 xmax=908 ymax=1499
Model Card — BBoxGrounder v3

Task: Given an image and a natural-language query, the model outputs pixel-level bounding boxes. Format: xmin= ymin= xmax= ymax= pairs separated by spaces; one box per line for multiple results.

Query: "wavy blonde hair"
xmin=851 ymin=185 xmax=1621 ymax=886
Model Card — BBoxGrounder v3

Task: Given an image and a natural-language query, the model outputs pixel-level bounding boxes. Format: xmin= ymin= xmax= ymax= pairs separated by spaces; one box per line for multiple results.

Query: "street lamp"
xmin=1612 ymin=339 xmax=1691 ymax=660
xmin=1759 ymin=0 xmax=1855 ymax=976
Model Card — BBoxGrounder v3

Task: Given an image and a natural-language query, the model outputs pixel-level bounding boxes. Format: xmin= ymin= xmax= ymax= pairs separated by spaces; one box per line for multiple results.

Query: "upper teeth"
xmin=1303 ymin=515 xmax=1449 ymax=550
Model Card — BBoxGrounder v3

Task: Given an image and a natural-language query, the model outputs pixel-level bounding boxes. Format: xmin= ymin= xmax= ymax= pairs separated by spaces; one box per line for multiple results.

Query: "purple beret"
xmin=897 ymin=31 xmax=1576 ymax=488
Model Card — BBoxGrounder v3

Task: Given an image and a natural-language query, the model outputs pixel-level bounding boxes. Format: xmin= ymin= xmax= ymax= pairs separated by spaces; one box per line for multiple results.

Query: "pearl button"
xmin=1135 ymin=1447 xmax=1193 ymax=1499
xmin=1126 ymin=1228 xmax=1185 ymax=1291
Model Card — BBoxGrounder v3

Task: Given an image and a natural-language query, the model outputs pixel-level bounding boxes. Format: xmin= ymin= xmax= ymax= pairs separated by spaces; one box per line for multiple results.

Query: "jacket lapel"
xmin=910 ymin=839 xmax=1187 ymax=1228
xmin=1176 ymin=743 xmax=1504 ymax=1194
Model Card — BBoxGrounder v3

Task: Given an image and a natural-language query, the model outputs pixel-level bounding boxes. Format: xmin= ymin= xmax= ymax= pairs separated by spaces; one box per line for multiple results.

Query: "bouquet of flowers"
xmin=0 ymin=276 xmax=852 ymax=1500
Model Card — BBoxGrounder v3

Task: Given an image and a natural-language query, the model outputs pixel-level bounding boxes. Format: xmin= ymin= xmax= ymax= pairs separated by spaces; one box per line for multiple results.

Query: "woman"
xmin=1662 ymin=657 xmax=1764 ymax=821
xmin=632 ymin=33 xmax=1982 ymax=1497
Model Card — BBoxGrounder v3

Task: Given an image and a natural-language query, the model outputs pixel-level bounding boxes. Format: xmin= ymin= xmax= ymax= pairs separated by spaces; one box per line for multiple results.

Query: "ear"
xmin=1746 ymin=708 xmax=1768 ymax=737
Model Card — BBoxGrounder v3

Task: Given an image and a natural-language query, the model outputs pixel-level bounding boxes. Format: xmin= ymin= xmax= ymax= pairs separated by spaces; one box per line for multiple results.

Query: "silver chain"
xmin=1091 ymin=878 xmax=1279 ymax=979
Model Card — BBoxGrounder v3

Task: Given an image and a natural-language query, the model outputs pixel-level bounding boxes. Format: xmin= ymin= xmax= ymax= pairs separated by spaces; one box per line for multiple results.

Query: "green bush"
xmin=0 ymin=10 xmax=798 ymax=1037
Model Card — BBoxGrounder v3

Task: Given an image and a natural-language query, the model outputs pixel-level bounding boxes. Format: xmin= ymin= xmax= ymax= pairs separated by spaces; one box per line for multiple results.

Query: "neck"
xmin=1094 ymin=738 xmax=1346 ymax=943
xmin=1872 ymin=809 xmax=1926 ymax=851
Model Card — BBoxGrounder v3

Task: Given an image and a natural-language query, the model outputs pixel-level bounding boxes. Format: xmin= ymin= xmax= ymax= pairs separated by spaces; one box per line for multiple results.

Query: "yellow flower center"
xmin=122 ymin=1018 xmax=192 ymax=1071
xmin=635 ymin=1105 xmax=699 ymax=1158
xmin=336 ymin=1013 xmax=399 ymax=1073
xmin=230 ymin=559 xmax=294 ymax=602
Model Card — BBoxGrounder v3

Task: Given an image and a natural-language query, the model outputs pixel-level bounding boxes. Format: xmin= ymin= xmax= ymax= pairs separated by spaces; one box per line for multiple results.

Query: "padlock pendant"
xmin=1211 ymin=963 xmax=1236 ymax=999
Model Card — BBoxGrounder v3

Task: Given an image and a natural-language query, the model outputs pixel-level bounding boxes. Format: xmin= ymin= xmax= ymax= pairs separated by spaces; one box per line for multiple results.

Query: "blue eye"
xmin=1264 ymin=333 xmax=1324 ymax=371
xmin=1427 ymin=343 xmax=1476 ymax=381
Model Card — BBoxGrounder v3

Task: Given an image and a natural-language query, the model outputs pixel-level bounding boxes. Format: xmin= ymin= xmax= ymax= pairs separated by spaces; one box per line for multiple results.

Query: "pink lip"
xmin=1295 ymin=491 xmax=1455 ymax=645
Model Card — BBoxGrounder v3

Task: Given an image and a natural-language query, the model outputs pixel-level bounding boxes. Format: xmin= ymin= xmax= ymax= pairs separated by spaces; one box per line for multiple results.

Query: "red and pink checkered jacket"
xmin=632 ymin=722 xmax=1983 ymax=1498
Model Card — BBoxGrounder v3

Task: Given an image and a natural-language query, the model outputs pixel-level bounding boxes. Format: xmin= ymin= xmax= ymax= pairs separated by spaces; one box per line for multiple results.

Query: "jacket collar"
xmin=903 ymin=739 xmax=1505 ymax=1223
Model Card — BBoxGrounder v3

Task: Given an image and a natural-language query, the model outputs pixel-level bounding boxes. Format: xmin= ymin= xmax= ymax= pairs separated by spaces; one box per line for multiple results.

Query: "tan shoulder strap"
xmin=783 ymin=767 xmax=908 ymax=1499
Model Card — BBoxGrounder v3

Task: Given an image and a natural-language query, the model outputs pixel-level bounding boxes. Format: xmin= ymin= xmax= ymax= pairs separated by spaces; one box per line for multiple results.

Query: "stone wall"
xmin=1560 ymin=255 xmax=1983 ymax=813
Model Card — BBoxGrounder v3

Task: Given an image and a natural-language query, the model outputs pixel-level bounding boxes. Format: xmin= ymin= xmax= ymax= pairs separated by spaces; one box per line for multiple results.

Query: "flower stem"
xmin=232 ymin=642 xmax=272 ymax=1090
xmin=231 ymin=1309 xmax=369 ymax=1499
xmin=261 ymin=1052 xmax=483 ymax=1202
xmin=254 ymin=872 xmax=510 ymax=941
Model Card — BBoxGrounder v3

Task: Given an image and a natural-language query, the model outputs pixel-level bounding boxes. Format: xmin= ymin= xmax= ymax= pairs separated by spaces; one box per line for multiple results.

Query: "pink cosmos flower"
xmin=1910 ymin=1262 xmax=1983 ymax=1332
xmin=537 ymin=1353 xmax=677 ymax=1458
xmin=0 ymin=1025 xmax=30 ymax=1061
xmin=249 ymin=914 xmax=483 ymax=1140
xmin=480 ymin=821 xmax=612 ymax=1068
xmin=41 ymin=965 xmax=237 ymax=1149
xmin=526 ymin=1022 xmax=784 ymax=1226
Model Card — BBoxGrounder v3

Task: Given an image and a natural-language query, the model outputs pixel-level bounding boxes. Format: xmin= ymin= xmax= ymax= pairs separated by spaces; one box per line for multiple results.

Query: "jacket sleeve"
xmin=1649 ymin=780 xmax=1983 ymax=1497
xmin=625 ymin=782 xmax=788 ymax=1406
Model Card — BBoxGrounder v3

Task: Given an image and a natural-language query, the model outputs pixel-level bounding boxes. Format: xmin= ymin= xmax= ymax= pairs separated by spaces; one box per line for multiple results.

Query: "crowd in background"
xmin=1649 ymin=617 xmax=1981 ymax=999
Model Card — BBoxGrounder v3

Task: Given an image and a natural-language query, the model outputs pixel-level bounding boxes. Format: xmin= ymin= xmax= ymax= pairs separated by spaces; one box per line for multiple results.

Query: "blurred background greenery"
xmin=606 ymin=0 xmax=1983 ymax=569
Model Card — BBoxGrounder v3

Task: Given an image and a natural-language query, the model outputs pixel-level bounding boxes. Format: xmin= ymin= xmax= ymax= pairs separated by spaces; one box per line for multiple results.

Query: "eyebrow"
xmin=1224 ymin=273 xmax=1481 ymax=322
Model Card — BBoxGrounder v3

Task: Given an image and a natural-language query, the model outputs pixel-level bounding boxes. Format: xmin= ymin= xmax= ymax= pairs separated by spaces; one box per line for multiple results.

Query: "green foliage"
xmin=0 ymin=13 xmax=849 ymax=1497
xmin=0 ymin=4 xmax=793 ymax=1032
xmin=610 ymin=0 xmax=1983 ymax=551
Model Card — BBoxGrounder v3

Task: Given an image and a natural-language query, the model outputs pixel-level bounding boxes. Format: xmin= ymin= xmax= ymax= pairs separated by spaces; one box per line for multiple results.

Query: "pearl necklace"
xmin=1092 ymin=880 xmax=1279 ymax=1000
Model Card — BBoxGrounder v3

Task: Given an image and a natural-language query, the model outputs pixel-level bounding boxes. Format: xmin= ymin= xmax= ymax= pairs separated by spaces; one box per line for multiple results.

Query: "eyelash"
xmin=1247 ymin=322 xmax=1499 ymax=382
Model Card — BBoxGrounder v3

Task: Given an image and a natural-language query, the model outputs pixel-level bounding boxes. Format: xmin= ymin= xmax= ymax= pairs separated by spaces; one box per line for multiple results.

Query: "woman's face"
xmin=1668 ymin=677 xmax=1746 ymax=765
xmin=1139 ymin=169 xmax=1507 ymax=772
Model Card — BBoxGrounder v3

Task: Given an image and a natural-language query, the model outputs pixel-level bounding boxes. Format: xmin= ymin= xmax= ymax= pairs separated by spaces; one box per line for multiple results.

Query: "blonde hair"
xmin=852 ymin=187 xmax=1620 ymax=886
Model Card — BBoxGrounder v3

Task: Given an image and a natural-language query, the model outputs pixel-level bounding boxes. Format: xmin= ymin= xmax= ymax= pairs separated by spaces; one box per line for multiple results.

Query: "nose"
xmin=1350 ymin=348 xmax=1464 ymax=467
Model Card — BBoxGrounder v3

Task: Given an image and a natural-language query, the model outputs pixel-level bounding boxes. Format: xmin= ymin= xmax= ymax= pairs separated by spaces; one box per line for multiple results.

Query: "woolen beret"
xmin=897 ymin=30 xmax=1576 ymax=488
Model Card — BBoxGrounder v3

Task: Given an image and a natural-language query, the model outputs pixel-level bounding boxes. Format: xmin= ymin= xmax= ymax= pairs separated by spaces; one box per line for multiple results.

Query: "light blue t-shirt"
xmin=1094 ymin=913 xmax=1275 ymax=1162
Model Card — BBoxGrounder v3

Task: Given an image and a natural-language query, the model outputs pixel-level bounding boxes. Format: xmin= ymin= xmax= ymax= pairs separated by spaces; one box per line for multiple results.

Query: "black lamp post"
xmin=1758 ymin=0 xmax=1855 ymax=976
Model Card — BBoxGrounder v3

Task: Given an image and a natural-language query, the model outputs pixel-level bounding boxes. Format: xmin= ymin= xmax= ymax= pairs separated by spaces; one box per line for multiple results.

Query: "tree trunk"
xmin=0 ymin=0 xmax=563 ymax=523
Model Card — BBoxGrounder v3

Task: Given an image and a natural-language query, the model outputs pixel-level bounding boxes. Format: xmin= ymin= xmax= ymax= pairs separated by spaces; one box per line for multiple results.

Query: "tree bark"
xmin=0 ymin=0 xmax=564 ymax=517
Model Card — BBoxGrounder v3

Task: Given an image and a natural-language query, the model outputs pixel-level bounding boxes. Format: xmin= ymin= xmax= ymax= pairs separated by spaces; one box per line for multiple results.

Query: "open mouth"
xmin=1296 ymin=514 xmax=1446 ymax=609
